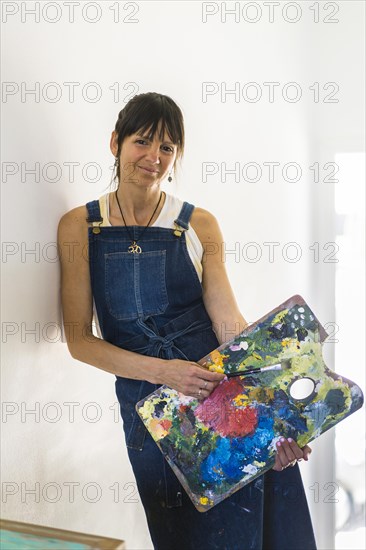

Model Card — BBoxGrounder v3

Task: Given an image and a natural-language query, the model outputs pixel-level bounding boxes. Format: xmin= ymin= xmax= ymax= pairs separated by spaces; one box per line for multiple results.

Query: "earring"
xmin=168 ymin=172 xmax=172 ymax=182
xmin=114 ymin=156 xmax=119 ymax=167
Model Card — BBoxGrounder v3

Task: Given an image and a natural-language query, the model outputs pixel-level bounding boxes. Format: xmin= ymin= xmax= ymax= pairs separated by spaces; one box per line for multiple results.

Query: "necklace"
xmin=115 ymin=190 xmax=163 ymax=253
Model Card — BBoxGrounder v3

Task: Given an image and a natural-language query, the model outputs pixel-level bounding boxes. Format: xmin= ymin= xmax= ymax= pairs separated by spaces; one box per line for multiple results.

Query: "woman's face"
xmin=111 ymin=123 xmax=178 ymax=187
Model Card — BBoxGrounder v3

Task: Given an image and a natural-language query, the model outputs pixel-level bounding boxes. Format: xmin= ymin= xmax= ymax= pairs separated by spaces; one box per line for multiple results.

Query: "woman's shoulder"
xmin=189 ymin=203 xmax=222 ymax=245
xmin=58 ymin=204 xmax=89 ymax=225
xmin=191 ymin=205 xmax=216 ymax=222
xmin=57 ymin=204 xmax=90 ymax=241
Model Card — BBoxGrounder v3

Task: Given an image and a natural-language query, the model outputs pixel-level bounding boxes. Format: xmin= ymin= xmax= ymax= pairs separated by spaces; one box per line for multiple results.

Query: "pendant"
xmin=128 ymin=241 xmax=142 ymax=254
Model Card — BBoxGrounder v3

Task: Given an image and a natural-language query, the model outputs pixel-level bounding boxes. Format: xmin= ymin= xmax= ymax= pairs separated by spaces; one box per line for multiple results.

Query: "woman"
xmin=58 ymin=92 xmax=316 ymax=549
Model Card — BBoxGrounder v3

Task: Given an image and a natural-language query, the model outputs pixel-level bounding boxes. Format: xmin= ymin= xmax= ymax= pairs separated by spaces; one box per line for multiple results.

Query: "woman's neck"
xmin=110 ymin=186 xmax=166 ymax=226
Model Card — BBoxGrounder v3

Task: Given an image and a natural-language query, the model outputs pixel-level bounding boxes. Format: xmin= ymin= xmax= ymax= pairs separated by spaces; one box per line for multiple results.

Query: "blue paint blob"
xmin=201 ymin=438 xmax=232 ymax=483
xmin=200 ymin=412 xmax=275 ymax=485
xmin=277 ymin=405 xmax=308 ymax=432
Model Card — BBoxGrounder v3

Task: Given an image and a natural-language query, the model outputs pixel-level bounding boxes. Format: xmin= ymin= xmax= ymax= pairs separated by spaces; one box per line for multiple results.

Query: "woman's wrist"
xmin=142 ymin=357 xmax=168 ymax=385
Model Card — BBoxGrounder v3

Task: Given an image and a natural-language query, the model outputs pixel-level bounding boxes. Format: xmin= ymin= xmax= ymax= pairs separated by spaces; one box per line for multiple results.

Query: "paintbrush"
xmin=226 ymin=363 xmax=283 ymax=378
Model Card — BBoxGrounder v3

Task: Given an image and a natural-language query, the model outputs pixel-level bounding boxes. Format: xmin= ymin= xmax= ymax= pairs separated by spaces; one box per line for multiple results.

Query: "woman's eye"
xmin=135 ymin=139 xmax=174 ymax=152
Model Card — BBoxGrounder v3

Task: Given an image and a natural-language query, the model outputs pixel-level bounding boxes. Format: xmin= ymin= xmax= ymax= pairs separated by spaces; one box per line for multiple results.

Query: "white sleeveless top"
xmin=98 ymin=191 xmax=204 ymax=282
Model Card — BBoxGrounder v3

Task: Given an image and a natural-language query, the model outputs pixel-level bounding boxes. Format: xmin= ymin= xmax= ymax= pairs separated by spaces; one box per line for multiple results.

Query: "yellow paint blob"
xmin=208 ymin=349 xmax=228 ymax=372
xmin=272 ymin=309 xmax=289 ymax=325
xmin=233 ymin=393 xmax=249 ymax=406
xmin=138 ymin=398 xmax=160 ymax=421
xmin=199 ymin=496 xmax=213 ymax=506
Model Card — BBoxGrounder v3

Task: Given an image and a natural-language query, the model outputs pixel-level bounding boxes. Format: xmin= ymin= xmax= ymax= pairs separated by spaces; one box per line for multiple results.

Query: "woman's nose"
xmin=144 ymin=145 xmax=161 ymax=163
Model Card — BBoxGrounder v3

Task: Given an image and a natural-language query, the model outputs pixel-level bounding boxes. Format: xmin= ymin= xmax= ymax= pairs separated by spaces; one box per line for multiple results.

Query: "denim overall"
xmin=86 ymin=198 xmax=317 ymax=550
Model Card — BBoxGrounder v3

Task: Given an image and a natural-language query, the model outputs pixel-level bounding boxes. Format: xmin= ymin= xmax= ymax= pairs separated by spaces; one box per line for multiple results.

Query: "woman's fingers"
xmin=276 ymin=439 xmax=297 ymax=468
xmin=195 ymin=366 xmax=225 ymax=399
xmin=195 ymin=380 xmax=220 ymax=401
xmin=272 ymin=453 xmax=284 ymax=471
xmin=273 ymin=438 xmax=313 ymax=470
xmin=196 ymin=378 xmax=219 ymax=396
xmin=164 ymin=361 xmax=226 ymax=398
xmin=301 ymin=444 xmax=312 ymax=461
xmin=285 ymin=438 xmax=305 ymax=460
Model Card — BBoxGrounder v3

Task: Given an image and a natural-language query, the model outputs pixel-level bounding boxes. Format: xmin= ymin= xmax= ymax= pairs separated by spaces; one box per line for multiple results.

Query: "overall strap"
xmin=173 ymin=201 xmax=194 ymax=237
xmin=86 ymin=200 xmax=104 ymax=233
xmin=86 ymin=200 xmax=103 ymax=223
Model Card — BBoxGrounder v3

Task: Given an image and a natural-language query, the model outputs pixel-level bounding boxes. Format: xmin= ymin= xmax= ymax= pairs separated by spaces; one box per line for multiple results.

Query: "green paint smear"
xmin=207 ymin=303 xmax=322 ymax=373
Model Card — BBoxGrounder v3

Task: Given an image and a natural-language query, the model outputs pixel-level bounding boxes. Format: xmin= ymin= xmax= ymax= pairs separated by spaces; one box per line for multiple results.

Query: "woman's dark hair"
xmin=112 ymin=92 xmax=185 ymax=185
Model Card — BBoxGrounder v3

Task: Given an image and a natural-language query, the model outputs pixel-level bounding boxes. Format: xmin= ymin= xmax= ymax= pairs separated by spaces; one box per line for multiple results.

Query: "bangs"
xmin=115 ymin=93 xmax=185 ymax=157
xmin=136 ymin=118 xmax=178 ymax=146
xmin=125 ymin=97 xmax=183 ymax=147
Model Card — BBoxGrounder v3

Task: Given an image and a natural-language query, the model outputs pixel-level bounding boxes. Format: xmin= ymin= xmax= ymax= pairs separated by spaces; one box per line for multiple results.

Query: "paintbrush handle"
xmin=227 ymin=368 xmax=259 ymax=378
xmin=227 ymin=364 xmax=282 ymax=378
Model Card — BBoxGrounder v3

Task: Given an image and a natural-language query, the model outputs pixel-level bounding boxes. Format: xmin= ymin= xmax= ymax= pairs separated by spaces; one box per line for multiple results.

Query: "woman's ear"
xmin=110 ymin=131 xmax=118 ymax=156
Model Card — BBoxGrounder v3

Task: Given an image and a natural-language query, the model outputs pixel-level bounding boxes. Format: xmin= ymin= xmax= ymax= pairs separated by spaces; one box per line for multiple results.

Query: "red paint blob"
xmin=195 ymin=378 xmax=258 ymax=438
xmin=160 ymin=419 xmax=172 ymax=431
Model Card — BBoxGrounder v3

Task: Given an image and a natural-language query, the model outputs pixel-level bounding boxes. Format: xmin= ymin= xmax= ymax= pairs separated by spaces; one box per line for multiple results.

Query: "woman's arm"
xmin=57 ymin=207 xmax=224 ymax=395
xmin=190 ymin=208 xmax=249 ymax=345
xmin=191 ymin=208 xmax=312 ymax=467
xmin=58 ymin=205 xmax=165 ymax=381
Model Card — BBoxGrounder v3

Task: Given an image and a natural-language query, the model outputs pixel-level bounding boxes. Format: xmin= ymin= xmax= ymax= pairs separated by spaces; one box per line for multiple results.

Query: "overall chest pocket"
xmin=105 ymin=250 xmax=169 ymax=320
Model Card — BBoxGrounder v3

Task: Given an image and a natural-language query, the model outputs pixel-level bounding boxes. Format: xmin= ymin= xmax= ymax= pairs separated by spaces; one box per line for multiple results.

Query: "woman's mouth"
xmin=138 ymin=165 xmax=159 ymax=174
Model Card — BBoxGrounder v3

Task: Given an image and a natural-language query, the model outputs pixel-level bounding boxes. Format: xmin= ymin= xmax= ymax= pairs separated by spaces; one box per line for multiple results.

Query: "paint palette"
xmin=136 ymin=295 xmax=364 ymax=512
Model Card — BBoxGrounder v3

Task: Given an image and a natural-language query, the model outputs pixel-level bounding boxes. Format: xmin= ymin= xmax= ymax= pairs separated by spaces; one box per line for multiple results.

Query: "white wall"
xmin=1 ymin=2 xmax=364 ymax=549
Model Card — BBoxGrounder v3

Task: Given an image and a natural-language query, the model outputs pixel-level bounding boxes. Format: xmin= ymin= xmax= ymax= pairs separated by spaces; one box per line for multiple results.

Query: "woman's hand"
xmin=272 ymin=437 xmax=312 ymax=471
xmin=161 ymin=359 xmax=225 ymax=400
